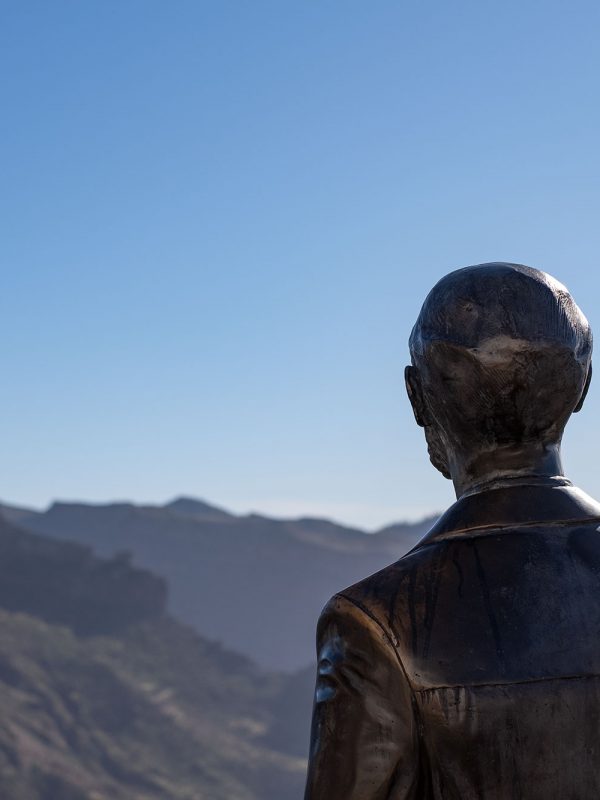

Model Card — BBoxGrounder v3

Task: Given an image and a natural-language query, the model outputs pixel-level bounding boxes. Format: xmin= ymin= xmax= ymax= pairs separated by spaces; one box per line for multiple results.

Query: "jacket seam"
xmin=336 ymin=591 xmax=420 ymax=702
xmin=415 ymin=671 xmax=600 ymax=692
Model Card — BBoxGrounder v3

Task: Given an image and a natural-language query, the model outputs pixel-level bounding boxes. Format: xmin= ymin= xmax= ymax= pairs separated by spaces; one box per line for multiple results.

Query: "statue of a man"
xmin=304 ymin=263 xmax=600 ymax=799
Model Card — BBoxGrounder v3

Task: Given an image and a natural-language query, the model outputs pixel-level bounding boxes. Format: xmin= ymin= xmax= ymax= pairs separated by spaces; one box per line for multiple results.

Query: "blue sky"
xmin=2 ymin=1 xmax=600 ymax=527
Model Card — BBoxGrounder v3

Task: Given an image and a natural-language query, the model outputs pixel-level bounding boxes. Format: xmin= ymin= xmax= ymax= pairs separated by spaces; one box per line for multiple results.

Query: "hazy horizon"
xmin=2 ymin=492 xmax=441 ymax=531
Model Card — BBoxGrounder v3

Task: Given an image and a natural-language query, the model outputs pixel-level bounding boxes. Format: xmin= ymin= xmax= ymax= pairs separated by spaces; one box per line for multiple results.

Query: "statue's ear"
xmin=405 ymin=365 xmax=427 ymax=427
xmin=574 ymin=361 xmax=592 ymax=413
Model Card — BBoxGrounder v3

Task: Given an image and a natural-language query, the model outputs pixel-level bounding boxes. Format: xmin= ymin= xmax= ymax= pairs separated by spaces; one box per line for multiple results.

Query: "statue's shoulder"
xmin=331 ymin=544 xmax=439 ymax=635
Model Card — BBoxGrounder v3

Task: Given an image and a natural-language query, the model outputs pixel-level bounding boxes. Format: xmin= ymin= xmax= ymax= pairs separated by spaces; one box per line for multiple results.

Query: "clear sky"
xmin=2 ymin=1 xmax=600 ymax=528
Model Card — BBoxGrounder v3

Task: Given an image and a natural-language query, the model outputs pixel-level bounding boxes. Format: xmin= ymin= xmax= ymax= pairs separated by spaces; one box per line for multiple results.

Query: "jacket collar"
xmin=416 ymin=476 xmax=600 ymax=547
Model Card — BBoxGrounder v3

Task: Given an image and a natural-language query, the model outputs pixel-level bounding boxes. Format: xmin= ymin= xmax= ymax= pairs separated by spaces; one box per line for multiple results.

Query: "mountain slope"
xmin=13 ymin=500 xmax=436 ymax=669
xmin=0 ymin=515 xmax=307 ymax=799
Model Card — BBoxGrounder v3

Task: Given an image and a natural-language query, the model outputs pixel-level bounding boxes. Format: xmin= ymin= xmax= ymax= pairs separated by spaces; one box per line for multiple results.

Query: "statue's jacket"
xmin=304 ymin=479 xmax=600 ymax=799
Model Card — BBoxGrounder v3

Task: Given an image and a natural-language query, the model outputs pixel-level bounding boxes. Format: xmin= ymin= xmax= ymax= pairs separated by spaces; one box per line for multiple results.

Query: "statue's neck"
xmin=450 ymin=441 xmax=564 ymax=499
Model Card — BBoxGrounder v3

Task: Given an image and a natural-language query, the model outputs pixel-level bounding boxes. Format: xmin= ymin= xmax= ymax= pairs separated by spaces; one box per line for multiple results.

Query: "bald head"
xmin=406 ymin=263 xmax=592 ymax=483
xmin=410 ymin=263 xmax=591 ymax=364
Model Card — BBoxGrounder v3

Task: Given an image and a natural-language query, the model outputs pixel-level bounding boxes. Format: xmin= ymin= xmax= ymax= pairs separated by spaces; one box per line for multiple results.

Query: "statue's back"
xmin=335 ymin=480 xmax=600 ymax=798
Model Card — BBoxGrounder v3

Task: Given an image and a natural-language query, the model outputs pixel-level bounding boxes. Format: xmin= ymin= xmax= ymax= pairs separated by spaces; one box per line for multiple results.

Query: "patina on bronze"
xmin=305 ymin=263 xmax=600 ymax=799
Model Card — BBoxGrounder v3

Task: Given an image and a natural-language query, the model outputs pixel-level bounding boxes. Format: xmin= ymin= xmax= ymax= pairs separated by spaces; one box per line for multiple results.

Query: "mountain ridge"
xmin=2 ymin=496 xmax=435 ymax=535
xmin=3 ymin=497 xmax=438 ymax=670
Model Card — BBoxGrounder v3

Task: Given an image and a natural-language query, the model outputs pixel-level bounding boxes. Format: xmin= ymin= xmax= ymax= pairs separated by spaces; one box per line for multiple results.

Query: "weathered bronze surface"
xmin=304 ymin=263 xmax=600 ymax=799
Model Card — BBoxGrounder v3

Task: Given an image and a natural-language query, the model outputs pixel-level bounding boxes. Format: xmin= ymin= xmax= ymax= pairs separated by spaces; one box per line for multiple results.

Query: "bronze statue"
xmin=305 ymin=263 xmax=600 ymax=799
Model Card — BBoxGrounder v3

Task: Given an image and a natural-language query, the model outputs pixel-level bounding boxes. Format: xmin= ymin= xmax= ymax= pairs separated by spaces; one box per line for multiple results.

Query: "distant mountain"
xmin=0 ymin=515 xmax=306 ymax=799
xmin=9 ymin=499 xmax=437 ymax=670
xmin=0 ymin=500 xmax=39 ymax=525
xmin=0 ymin=518 xmax=165 ymax=636
xmin=164 ymin=496 xmax=234 ymax=522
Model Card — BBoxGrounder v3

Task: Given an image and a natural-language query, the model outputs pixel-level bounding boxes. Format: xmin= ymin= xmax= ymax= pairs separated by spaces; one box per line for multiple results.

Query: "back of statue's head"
xmin=409 ymin=263 xmax=592 ymax=451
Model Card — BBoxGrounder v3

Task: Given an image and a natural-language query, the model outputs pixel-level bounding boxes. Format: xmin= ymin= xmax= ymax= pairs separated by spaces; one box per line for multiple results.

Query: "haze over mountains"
xmin=0 ymin=497 xmax=438 ymax=797
xmin=0 ymin=514 xmax=307 ymax=799
xmin=3 ymin=498 xmax=437 ymax=671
